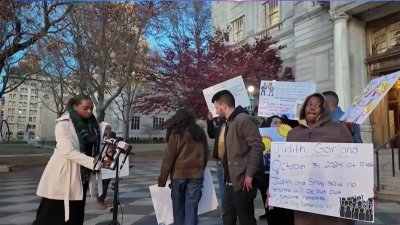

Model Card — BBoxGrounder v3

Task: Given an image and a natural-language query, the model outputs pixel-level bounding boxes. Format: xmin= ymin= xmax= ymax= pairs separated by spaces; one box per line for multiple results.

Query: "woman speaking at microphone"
xmin=32 ymin=95 xmax=109 ymax=225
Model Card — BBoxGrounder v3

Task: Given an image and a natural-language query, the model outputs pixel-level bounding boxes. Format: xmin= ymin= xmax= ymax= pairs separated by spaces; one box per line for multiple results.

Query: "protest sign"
xmin=202 ymin=76 xmax=250 ymax=117
xmin=259 ymin=126 xmax=291 ymax=173
xmin=340 ymin=71 xmax=400 ymax=124
xmin=257 ymin=81 xmax=315 ymax=119
xmin=149 ymin=168 xmax=218 ymax=225
xmin=269 ymin=142 xmax=374 ymax=222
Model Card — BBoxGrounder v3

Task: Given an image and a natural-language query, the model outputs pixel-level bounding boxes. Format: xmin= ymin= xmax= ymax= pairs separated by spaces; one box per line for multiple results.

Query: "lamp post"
xmin=247 ymin=85 xmax=255 ymax=116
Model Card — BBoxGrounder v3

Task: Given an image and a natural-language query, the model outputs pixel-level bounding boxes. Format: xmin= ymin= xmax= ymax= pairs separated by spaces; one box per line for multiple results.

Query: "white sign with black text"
xmin=269 ymin=142 xmax=374 ymax=222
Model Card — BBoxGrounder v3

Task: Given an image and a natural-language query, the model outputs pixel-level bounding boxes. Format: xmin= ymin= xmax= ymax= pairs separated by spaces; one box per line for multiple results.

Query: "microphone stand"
xmin=109 ymin=158 xmax=120 ymax=225
xmin=98 ymin=151 xmax=130 ymax=225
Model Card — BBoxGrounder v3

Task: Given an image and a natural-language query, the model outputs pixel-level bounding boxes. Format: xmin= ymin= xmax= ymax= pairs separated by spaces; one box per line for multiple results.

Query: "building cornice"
xmin=293 ymin=7 xmax=329 ymax=25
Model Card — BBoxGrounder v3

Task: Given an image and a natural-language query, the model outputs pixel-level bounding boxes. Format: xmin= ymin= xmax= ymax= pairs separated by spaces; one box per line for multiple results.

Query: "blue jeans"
xmin=216 ymin=162 xmax=225 ymax=209
xmin=171 ymin=178 xmax=203 ymax=225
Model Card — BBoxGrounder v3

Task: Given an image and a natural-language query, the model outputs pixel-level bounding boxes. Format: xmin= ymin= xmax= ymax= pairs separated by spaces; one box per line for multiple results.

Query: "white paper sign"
xmin=100 ymin=154 xmax=129 ymax=180
xmin=257 ymin=81 xmax=316 ymax=119
xmin=202 ymin=76 xmax=251 ymax=117
xmin=340 ymin=71 xmax=400 ymax=124
xmin=149 ymin=168 xmax=218 ymax=225
xmin=269 ymin=142 xmax=374 ymax=222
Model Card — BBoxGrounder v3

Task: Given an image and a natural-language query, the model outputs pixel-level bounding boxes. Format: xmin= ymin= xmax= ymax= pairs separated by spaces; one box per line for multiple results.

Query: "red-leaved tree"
xmin=136 ymin=2 xmax=293 ymax=117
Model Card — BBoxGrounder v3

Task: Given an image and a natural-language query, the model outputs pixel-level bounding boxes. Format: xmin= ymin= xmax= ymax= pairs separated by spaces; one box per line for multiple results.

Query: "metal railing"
xmin=375 ymin=131 xmax=400 ymax=191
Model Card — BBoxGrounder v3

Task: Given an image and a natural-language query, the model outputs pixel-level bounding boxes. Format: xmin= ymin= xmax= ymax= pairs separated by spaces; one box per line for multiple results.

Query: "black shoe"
xmin=259 ymin=213 xmax=268 ymax=219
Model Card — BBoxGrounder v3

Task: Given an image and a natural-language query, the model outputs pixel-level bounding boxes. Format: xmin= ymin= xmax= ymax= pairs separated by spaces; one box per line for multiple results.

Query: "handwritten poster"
xmin=149 ymin=168 xmax=218 ymax=225
xmin=259 ymin=126 xmax=291 ymax=173
xmin=202 ymin=76 xmax=251 ymax=117
xmin=340 ymin=71 xmax=400 ymax=124
xmin=269 ymin=142 xmax=374 ymax=222
xmin=257 ymin=81 xmax=316 ymax=119
xmin=101 ymin=155 xmax=129 ymax=180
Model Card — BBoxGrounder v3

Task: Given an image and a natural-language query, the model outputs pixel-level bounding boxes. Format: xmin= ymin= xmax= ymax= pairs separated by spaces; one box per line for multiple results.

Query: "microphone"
xmin=109 ymin=138 xmax=132 ymax=170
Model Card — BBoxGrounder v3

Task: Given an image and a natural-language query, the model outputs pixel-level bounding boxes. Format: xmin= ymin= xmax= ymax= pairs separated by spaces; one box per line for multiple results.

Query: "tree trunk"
xmin=124 ymin=122 xmax=130 ymax=140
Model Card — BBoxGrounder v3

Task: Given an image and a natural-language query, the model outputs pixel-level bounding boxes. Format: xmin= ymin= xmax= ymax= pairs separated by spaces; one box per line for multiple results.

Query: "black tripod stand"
xmin=109 ymin=159 xmax=121 ymax=225
xmin=97 ymin=149 xmax=131 ymax=225
xmin=97 ymin=160 xmax=123 ymax=225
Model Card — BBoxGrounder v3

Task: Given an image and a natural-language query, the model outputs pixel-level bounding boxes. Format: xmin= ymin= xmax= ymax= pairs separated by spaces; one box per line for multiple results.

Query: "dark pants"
xmin=216 ymin=162 xmax=225 ymax=209
xmin=222 ymin=185 xmax=257 ymax=225
xmin=171 ymin=178 xmax=203 ymax=225
xmin=97 ymin=178 xmax=111 ymax=203
xmin=268 ymin=207 xmax=294 ymax=225
xmin=32 ymin=183 xmax=88 ymax=225
xmin=256 ymin=173 xmax=269 ymax=214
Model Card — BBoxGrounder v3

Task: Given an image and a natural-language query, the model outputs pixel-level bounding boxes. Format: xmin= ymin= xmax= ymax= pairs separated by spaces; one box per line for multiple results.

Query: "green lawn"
xmin=0 ymin=143 xmax=53 ymax=155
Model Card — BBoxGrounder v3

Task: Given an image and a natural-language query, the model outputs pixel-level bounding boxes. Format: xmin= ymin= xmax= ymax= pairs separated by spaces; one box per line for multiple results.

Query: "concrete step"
xmin=377 ymin=190 xmax=400 ymax=201
xmin=375 ymin=148 xmax=400 ymax=194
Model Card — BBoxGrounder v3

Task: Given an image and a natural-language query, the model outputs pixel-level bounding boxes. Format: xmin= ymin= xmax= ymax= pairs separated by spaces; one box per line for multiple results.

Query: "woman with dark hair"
xmin=158 ymin=108 xmax=209 ymax=225
xmin=259 ymin=115 xmax=294 ymax=225
xmin=261 ymin=115 xmax=282 ymax=128
xmin=284 ymin=93 xmax=353 ymax=225
xmin=33 ymin=95 xmax=108 ymax=225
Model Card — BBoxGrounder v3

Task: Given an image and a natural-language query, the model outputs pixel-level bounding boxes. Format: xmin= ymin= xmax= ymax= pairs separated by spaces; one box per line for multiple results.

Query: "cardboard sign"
xmin=269 ymin=142 xmax=374 ymax=222
xmin=258 ymin=81 xmax=316 ymax=119
xmin=202 ymin=76 xmax=251 ymax=117
xmin=341 ymin=71 xmax=400 ymax=124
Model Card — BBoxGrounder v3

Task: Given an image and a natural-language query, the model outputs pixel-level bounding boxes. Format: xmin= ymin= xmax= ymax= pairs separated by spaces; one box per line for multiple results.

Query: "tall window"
xmin=371 ymin=21 xmax=400 ymax=55
xmin=131 ymin=116 xmax=140 ymax=130
xmin=263 ymin=2 xmax=280 ymax=27
xmin=232 ymin=16 xmax=245 ymax=42
xmin=153 ymin=117 xmax=164 ymax=131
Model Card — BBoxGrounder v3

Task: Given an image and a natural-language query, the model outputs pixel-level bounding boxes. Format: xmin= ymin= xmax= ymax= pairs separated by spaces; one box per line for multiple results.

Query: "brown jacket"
xmin=158 ymin=130 xmax=208 ymax=187
xmin=287 ymin=112 xmax=354 ymax=225
xmin=224 ymin=106 xmax=264 ymax=192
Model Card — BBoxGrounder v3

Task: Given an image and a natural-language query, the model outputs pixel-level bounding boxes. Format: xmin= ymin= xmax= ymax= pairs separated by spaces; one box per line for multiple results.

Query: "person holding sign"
xmin=258 ymin=115 xmax=281 ymax=220
xmin=211 ymin=90 xmax=264 ymax=225
xmin=285 ymin=93 xmax=354 ymax=225
xmin=158 ymin=108 xmax=209 ymax=225
xmin=96 ymin=124 xmax=114 ymax=210
xmin=260 ymin=115 xmax=295 ymax=225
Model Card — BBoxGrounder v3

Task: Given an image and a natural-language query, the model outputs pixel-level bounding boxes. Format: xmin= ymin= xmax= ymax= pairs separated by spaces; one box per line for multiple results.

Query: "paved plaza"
xmin=1 ymin=161 xmax=400 ymax=225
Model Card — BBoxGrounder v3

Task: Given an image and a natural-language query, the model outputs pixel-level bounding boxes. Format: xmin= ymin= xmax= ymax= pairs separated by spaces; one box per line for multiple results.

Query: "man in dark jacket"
xmin=212 ymin=90 xmax=264 ymax=225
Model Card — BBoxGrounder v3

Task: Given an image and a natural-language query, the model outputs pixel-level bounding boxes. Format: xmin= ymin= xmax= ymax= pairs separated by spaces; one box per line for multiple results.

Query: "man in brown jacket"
xmin=212 ymin=90 xmax=264 ymax=225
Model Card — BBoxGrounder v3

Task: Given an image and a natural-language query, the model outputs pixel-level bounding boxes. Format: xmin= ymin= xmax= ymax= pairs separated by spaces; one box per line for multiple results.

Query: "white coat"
xmin=36 ymin=113 xmax=102 ymax=221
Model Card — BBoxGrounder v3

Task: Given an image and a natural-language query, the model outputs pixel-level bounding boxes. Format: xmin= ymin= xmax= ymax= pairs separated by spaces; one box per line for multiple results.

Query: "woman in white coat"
xmin=32 ymin=95 xmax=107 ymax=225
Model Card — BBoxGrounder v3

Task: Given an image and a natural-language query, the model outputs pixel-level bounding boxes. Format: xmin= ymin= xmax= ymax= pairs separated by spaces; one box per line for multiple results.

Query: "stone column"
xmin=331 ymin=13 xmax=351 ymax=109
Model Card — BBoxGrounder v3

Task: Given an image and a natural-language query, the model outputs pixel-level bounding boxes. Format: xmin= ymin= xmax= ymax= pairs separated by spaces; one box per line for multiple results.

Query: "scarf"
xmin=68 ymin=108 xmax=100 ymax=183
